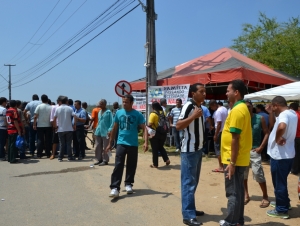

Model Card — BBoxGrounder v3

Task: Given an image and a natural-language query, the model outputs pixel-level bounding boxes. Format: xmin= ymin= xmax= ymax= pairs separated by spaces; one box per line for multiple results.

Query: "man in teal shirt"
xmin=244 ymin=100 xmax=270 ymax=208
xmin=106 ymin=95 xmax=148 ymax=198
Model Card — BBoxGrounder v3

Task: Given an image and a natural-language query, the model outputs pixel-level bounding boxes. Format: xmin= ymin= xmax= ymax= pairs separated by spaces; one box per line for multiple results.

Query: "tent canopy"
xmin=131 ymin=48 xmax=297 ymax=99
xmin=244 ymin=81 xmax=300 ymax=101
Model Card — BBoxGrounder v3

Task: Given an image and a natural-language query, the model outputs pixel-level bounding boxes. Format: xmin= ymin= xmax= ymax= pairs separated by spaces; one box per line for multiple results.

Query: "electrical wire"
xmin=12 ymin=0 xmax=73 ymax=64
xmin=5 ymin=0 xmax=61 ymax=64
xmin=12 ymin=3 xmax=140 ymax=88
xmin=13 ymin=0 xmax=134 ymax=84
xmin=13 ymin=0 xmax=88 ymax=69
xmin=13 ymin=0 xmax=135 ymax=85
xmin=13 ymin=0 xmax=124 ymax=79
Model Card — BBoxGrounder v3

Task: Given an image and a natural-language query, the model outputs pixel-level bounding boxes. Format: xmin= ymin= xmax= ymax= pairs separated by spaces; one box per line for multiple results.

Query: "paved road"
xmin=0 ymin=151 xmax=181 ymax=226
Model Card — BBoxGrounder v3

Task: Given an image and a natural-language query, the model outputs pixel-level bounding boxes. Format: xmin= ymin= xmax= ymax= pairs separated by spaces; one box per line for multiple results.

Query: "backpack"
xmin=154 ymin=111 xmax=169 ymax=135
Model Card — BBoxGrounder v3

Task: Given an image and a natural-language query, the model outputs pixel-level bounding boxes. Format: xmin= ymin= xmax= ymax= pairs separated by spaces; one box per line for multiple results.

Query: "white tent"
xmin=244 ymin=81 xmax=300 ymax=101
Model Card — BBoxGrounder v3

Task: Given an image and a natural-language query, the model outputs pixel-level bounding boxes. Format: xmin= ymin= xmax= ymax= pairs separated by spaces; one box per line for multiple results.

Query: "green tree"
xmin=231 ymin=13 xmax=300 ymax=76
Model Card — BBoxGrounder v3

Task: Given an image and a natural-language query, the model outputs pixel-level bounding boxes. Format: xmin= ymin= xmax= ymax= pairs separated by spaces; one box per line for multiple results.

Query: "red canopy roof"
xmin=131 ymin=48 xmax=297 ymax=96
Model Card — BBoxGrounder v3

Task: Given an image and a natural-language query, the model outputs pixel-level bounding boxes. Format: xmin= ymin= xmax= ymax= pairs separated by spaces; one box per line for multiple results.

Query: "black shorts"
xmin=52 ymin=131 xmax=59 ymax=144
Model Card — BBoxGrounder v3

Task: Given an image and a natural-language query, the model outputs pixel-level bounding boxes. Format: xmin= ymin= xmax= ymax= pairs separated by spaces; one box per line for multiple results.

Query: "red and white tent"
xmin=131 ymin=48 xmax=297 ymax=99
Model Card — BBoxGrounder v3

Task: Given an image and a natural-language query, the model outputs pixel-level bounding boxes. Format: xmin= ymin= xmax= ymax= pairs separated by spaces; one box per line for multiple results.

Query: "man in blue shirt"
xmin=24 ymin=94 xmax=42 ymax=156
xmin=106 ymin=95 xmax=148 ymax=198
xmin=73 ymin=100 xmax=86 ymax=160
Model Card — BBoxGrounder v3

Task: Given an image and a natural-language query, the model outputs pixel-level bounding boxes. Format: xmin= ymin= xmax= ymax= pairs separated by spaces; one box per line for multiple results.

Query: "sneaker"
xmin=58 ymin=158 xmax=63 ymax=162
xmin=175 ymin=149 xmax=180 ymax=152
xmin=99 ymin=161 xmax=108 ymax=166
xmin=125 ymin=185 xmax=133 ymax=194
xmin=109 ymin=188 xmax=119 ymax=198
xmin=78 ymin=156 xmax=83 ymax=160
xmin=270 ymin=201 xmax=292 ymax=210
xmin=67 ymin=157 xmax=74 ymax=161
xmin=266 ymin=209 xmax=289 ymax=219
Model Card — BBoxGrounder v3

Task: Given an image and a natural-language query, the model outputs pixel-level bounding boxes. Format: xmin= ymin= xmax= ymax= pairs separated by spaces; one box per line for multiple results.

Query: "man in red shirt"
xmin=6 ymin=100 xmax=21 ymax=164
xmin=290 ymin=102 xmax=300 ymax=175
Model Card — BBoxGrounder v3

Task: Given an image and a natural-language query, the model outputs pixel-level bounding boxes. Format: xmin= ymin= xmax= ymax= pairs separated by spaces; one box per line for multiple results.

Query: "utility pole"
xmin=4 ymin=64 xmax=16 ymax=101
xmin=143 ymin=0 xmax=157 ymax=122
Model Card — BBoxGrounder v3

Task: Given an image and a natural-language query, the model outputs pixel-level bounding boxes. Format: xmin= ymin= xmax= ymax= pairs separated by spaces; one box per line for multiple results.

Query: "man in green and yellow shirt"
xmin=220 ymin=80 xmax=252 ymax=226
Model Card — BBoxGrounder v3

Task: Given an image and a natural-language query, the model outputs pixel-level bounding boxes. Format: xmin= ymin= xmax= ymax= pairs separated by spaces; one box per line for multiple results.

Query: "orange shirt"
xmin=91 ymin=107 xmax=101 ymax=128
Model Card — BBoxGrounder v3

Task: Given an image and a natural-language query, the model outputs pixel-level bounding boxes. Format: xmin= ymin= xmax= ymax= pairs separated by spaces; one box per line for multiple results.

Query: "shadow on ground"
xmin=110 ymin=188 xmax=173 ymax=203
xmin=14 ymin=166 xmax=97 ymax=177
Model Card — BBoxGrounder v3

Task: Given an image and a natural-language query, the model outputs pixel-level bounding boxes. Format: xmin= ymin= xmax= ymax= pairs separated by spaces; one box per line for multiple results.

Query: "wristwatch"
xmin=230 ymin=161 xmax=236 ymax=166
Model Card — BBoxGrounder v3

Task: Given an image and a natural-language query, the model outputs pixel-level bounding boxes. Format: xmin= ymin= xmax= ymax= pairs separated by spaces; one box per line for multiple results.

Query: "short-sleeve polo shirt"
xmin=221 ymin=100 xmax=252 ymax=166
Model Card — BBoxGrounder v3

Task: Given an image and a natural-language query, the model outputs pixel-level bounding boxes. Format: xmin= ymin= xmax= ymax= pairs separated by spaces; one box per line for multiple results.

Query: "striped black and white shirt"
xmin=178 ymin=100 xmax=205 ymax=152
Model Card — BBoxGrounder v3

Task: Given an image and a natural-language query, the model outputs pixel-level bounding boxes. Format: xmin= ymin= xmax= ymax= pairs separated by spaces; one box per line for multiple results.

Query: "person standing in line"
xmin=49 ymin=96 xmax=62 ymax=160
xmin=243 ymin=100 xmax=270 ymax=208
xmin=176 ymin=83 xmax=206 ymax=226
xmin=289 ymin=102 xmax=300 ymax=175
xmin=0 ymin=97 xmax=8 ymax=161
xmin=169 ymin=98 xmax=183 ymax=152
xmin=265 ymin=96 xmax=297 ymax=219
xmin=201 ymin=102 xmax=213 ymax=156
xmin=209 ymin=100 xmax=228 ymax=172
xmin=219 ymin=80 xmax=252 ymax=226
xmin=88 ymin=102 xmax=101 ymax=145
xmin=33 ymin=94 xmax=52 ymax=158
xmin=16 ymin=100 xmax=27 ymax=159
xmin=24 ymin=94 xmax=41 ymax=156
xmin=148 ymin=101 xmax=170 ymax=168
xmin=81 ymin=102 xmax=90 ymax=150
xmin=6 ymin=100 xmax=22 ymax=164
xmin=106 ymin=95 xmax=148 ymax=198
xmin=94 ymin=99 xmax=112 ymax=166
xmin=53 ymin=96 xmax=76 ymax=162
xmin=160 ymin=98 xmax=167 ymax=115
xmin=73 ymin=100 xmax=86 ymax=160
xmin=256 ymin=104 xmax=270 ymax=162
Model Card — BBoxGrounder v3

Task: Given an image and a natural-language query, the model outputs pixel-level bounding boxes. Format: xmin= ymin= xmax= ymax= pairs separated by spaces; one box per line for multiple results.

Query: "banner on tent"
xmin=148 ymin=84 xmax=190 ymax=105
xmin=132 ymin=92 xmax=146 ymax=111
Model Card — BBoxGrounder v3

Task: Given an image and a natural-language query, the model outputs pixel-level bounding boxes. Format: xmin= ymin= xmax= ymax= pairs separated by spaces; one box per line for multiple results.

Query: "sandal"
xmin=150 ymin=164 xmax=158 ymax=168
xmin=259 ymin=199 xmax=270 ymax=208
xmin=166 ymin=160 xmax=170 ymax=166
xmin=244 ymin=198 xmax=250 ymax=205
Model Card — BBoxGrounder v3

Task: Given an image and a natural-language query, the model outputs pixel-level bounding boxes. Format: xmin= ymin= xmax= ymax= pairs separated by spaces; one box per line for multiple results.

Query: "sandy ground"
xmin=0 ymin=136 xmax=299 ymax=226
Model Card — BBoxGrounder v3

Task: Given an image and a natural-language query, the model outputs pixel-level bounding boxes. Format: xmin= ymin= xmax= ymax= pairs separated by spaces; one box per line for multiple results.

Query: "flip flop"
xmin=244 ymin=198 xmax=250 ymax=205
xmin=259 ymin=200 xmax=270 ymax=208
xmin=212 ymin=169 xmax=224 ymax=173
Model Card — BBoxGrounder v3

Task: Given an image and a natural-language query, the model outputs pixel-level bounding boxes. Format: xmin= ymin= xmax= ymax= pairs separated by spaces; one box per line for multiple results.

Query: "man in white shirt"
xmin=176 ymin=83 xmax=206 ymax=226
xmin=33 ymin=94 xmax=52 ymax=158
xmin=53 ymin=96 xmax=76 ymax=162
xmin=209 ymin=100 xmax=228 ymax=173
xmin=0 ymin=97 xmax=8 ymax=160
xmin=24 ymin=94 xmax=41 ymax=156
xmin=265 ymin=96 xmax=297 ymax=219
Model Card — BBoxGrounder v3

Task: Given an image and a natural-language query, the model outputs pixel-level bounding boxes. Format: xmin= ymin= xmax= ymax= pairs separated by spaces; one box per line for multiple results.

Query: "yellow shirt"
xmin=221 ymin=100 xmax=252 ymax=166
xmin=148 ymin=110 xmax=163 ymax=130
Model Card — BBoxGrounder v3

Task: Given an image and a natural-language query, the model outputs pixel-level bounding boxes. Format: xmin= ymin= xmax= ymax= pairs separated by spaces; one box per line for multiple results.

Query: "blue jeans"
xmin=29 ymin=122 xmax=37 ymax=155
xmin=223 ymin=165 xmax=246 ymax=225
xmin=181 ymin=150 xmax=202 ymax=219
xmin=0 ymin=129 xmax=7 ymax=158
xmin=270 ymin=157 xmax=293 ymax=213
xmin=173 ymin=127 xmax=182 ymax=150
xmin=58 ymin=132 xmax=73 ymax=159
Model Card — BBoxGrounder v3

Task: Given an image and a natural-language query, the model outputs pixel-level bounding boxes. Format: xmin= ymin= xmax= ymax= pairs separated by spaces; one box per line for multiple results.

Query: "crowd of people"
xmin=0 ymin=79 xmax=299 ymax=226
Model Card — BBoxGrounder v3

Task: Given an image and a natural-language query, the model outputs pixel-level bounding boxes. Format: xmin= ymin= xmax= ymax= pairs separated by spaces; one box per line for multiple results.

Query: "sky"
xmin=0 ymin=0 xmax=299 ymax=105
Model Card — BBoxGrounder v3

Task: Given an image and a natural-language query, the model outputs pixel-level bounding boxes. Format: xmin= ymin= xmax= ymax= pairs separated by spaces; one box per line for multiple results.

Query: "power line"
xmin=13 ymin=0 xmax=133 ymax=84
xmin=12 ymin=0 xmax=73 ymax=64
xmin=12 ymin=3 xmax=140 ymax=89
xmin=12 ymin=0 xmax=88 ymax=70
xmin=6 ymin=0 xmax=61 ymax=64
